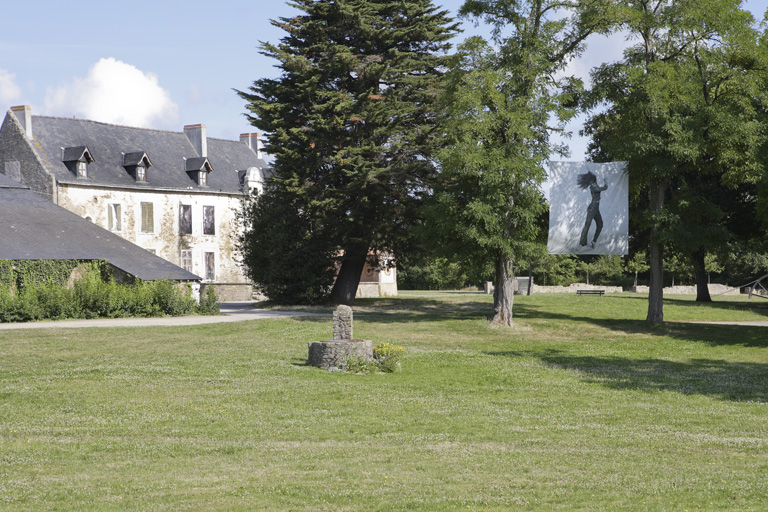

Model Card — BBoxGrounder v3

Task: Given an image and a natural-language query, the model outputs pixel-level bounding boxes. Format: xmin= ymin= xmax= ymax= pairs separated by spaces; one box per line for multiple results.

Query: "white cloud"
xmin=0 ymin=69 xmax=22 ymax=105
xmin=44 ymin=58 xmax=178 ymax=128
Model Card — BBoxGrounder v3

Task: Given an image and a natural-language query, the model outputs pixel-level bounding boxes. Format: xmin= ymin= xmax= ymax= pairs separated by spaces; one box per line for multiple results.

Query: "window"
xmin=181 ymin=250 xmax=193 ymax=272
xmin=123 ymin=152 xmax=151 ymax=182
xmin=204 ymin=252 xmax=215 ymax=280
xmin=199 ymin=170 xmax=207 ymax=186
xmin=140 ymin=202 xmax=154 ymax=233
xmin=77 ymin=161 xmax=87 ymax=178
xmin=203 ymin=206 xmax=215 ymax=235
xmin=108 ymin=203 xmax=122 ymax=231
xmin=179 ymin=204 xmax=192 ymax=234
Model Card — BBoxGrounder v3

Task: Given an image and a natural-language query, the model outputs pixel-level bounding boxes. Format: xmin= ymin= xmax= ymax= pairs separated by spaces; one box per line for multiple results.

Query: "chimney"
xmin=10 ymin=105 xmax=32 ymax=139
xmin=184 ymin=124 xmax=207 ymax=157
xmin=240 ymin=132 xmax=263 ymax=159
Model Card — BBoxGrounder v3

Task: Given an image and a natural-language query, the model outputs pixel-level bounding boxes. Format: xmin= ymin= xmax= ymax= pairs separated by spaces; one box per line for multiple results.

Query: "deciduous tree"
xmin=585 ymin=0 xmax=766 ymax=322
xmin=427 ymin=0 xmax=614 ymax=327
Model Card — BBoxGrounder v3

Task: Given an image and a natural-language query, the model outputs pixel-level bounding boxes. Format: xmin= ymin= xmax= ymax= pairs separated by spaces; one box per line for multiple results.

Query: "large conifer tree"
xmin=238 ymin=0 xmax=457 ymax=304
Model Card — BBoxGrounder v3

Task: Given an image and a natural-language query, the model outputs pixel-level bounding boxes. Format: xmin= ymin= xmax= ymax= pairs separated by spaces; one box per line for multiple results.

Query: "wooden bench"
xmin=576 ymin=289 xmax=605 ymax=296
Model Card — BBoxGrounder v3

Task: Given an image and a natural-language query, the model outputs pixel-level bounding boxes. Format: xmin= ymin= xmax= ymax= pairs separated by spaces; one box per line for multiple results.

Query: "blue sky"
xmin=2 ymin=0 xmax=767 ymax=161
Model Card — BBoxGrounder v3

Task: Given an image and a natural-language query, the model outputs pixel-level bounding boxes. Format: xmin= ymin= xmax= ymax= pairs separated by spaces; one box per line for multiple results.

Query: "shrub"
xmin=373 ymin=343 xmax=404 ymax=373
xmin=345 ymin=355 xmax=378 ymax=374
xmin=397 ymin=256 xmax=468 ymax=290
xmin=0 ymin=273 xmax=218 ymax=323
xmin=150 ymin=280 xmax=197 ymax=316
xmin=197 ymin=286 xmax=220 ymax=315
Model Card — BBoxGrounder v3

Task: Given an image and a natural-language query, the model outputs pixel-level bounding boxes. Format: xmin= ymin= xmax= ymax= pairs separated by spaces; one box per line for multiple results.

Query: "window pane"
xmin=109 ymin=203 xmax=121 ymax=231
xmin=141 ymin=202 xmax=154 ymax=233
xmin=181 ymin=250 xmax=193 ymax=272
xmin=179 ymin=204 xmax=192 ymax=234
xmin=203 ymin=206 xmax=215 ymax=235
xmin=205 ymin=252 xmax=215 ymax=280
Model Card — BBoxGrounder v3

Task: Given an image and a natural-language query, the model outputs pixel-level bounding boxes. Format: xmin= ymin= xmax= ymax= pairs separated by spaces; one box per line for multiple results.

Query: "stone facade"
xmin=54 ymin=182 xmax=246 ymax=298
xmin=357 ymin=255 xmax=397 ymax=298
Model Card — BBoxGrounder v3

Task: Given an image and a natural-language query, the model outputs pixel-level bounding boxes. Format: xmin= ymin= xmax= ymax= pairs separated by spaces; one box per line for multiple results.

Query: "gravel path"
xmin=0 ymin=302 xmax=326 ymax=330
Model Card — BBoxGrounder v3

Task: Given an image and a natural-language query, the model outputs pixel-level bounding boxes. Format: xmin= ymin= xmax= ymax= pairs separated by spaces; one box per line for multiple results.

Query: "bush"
xmin=0 ymin=272 xmax=218 ymax=323
xmin=197 ymin=286 xmax=220 ymax=315
xmin=150 ymin=280 xmax=197 ymax=316
xmin=373 ymin=343 xmax=404 ymax=373
xmin=397 ymin=257 xmax=468 ymax=290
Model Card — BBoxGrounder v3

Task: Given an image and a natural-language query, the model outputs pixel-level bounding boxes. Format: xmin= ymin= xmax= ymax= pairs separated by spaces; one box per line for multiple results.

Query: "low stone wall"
xmin=356 ymin=282 xmax=380 ymax=298
xmin=532 ymin=283 xmax=623 ymax=294
xmin=633 ymin=284 xmax=741 ymax=295
xmin=204 ymin=283 xmax=253 ymax=302
xmin=529 ymin=283 xmax=743 ymax=295
xmin=307 ymin=340 xmax=373 ymax=371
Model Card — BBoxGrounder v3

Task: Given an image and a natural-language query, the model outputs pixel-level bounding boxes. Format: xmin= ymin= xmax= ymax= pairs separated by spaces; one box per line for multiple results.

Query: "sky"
xmin=2 ymin=0 xmax=767 ymax=162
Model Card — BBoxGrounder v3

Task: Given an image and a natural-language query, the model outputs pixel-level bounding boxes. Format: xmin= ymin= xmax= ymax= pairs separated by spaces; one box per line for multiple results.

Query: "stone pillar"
xmin=333 ymin=304 xmax=353 ymax=340
xmin=308 ymin=305 xmax=372 ymax=370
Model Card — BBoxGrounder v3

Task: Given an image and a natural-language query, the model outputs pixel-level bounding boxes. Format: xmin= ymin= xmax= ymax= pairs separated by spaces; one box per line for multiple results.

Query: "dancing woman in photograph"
xmin=577 ymin=171 xmax=608 ymax=248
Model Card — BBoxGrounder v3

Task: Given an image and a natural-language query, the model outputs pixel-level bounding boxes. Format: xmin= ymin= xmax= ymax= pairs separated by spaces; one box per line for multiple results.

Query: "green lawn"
xmin=1 ymin=292 xmax=767 ymax=511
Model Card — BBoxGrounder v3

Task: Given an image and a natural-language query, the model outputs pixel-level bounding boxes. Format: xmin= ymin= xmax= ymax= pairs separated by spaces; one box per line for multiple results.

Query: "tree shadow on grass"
xmin=664 ymin=296 xmax=768 ymax=317
xmin=516 ymin=293 xmax=768 ymax=319
xmin=286 ymin=297 xmax=492 ymax=324
xmin=513 ymin=301 xmax=768 ymax=348
xmin=487 ymin=349 xmax=768 ymax=403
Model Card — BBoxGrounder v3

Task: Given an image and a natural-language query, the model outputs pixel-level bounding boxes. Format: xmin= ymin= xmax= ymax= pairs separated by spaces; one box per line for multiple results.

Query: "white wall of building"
xmin=56 ymin=183 xmax=249 ymax=298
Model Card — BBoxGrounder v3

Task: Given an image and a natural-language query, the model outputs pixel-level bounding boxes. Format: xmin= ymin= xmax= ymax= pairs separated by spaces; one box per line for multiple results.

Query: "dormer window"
xmin=185 ymin=157 xmax=213 ymax=187
xmin=62 ymin=146 xmax=94 ymax=179
xmin=238 ymin=166 xmax=264 ymax=194
xmin=123 ymin=152 xmax=152 ymax=183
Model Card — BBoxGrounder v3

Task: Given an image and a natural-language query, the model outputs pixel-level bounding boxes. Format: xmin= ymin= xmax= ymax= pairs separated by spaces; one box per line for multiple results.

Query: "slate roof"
xmin=0 ymin=175 xmax=200 ymax=281
xmin=28 ymin=115 xmax=268 ymax=193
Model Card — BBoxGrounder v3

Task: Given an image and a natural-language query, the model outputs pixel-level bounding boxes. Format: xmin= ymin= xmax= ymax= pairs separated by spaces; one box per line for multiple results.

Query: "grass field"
xmin=1 ymin=292 xmax=767 ymax=511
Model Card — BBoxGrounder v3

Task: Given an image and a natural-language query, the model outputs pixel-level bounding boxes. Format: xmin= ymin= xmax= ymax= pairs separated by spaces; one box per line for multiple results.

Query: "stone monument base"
xmin=308 ymin=340 xmax=373 ymax=370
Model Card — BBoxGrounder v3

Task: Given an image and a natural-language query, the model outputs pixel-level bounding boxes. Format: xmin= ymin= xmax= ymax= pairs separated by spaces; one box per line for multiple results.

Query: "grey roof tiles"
xmin=29 ymin=115 xmax=268 ymax=192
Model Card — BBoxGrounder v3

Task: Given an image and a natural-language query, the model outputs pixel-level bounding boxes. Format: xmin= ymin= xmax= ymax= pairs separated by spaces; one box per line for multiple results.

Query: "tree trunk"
xmin=646 ymin=181 xmax=667 ymax=324
xmin=489 ymin=252 xmax=515 ymax=327
xmin=527 ymin=264 xmax=533 ymax=296
xmin=633 ymin=272 xmax=638 ymax=293
xmin=330 ymin=246 xmax=368 ymax=305
xmin=586 ymin=269 xmax=590 ymax=285
xmin=693 ymin=250 xmax=711 ymax=302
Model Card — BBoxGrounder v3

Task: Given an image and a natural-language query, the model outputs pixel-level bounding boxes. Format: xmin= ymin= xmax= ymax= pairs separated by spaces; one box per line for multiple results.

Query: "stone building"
xmin=0 ymin=106 xmax=267 ymax=301
xmin=357 ymin=253 xmax=398 ymax=298
xmin=0 ymin=172 xmax=200 ymax=287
